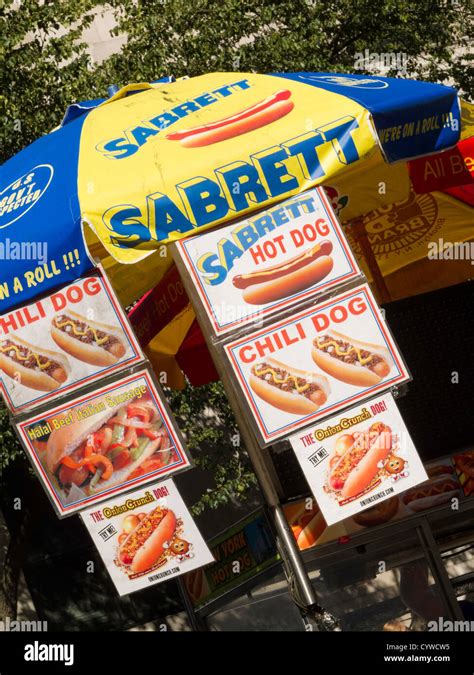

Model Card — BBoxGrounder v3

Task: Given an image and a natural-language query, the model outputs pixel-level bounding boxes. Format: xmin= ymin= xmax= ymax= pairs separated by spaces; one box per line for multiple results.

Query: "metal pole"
xmin=171 ymin=245 xmax=318 ymax=611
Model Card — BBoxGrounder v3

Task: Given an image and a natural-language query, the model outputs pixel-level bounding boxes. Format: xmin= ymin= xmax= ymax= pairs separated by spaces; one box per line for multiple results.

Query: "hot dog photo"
xmin=15 ymin=369 xmax=190 ymax=517
xmin=174 ymin=187 xmax=360 ymax=336
xmin=289 ymin=393 xmax=427 ymax=526
xmin=224 ymin=283 xmax=409 ymax=445
xmin=0 ymin=269 xmax=143 ymax=413
xmin=81 ymin=480 xmax=214 ymax=596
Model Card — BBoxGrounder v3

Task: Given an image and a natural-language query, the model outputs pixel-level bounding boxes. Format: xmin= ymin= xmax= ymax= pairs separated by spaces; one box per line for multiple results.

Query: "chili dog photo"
xmin=289 ymin=393 xmax=427 ymax=525
xmin=174 ymin=188 xmax=360 ymax=336
xmin=0 ymin=335 xmax=70 ymax=392
xmin=249 ymin=358 xmax=330 ymax=415
xmin=81 ymin=480 xmax=213 ymax=596
xmin=16 ymin=369 xmax=190 ymax=517
xmin=0 ymin=269 xmax=143 ymax=413
xmin=166 ymin=89 xmax=294 ymax=147
xmin=312 ymin=330 xmax=393 ymax=386
xmin=224 ymin=284 xmax=409 ymax=445
xmin=51 ymin=311 xmax=127 ymax=366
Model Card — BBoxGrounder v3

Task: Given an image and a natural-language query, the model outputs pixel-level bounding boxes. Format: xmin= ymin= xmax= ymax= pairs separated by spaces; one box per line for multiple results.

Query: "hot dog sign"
xmin=81 ymin=479 xmax=214 ymax=596
xmin=174 ymin=188 xmax=360 ymax=336
xmin=224 ymin=284 xmax=410 ymax=444
xmin=0 ymin=268 xmax=143 ymax=413
xmin=289 ymin=394 xmax=427 ymax=525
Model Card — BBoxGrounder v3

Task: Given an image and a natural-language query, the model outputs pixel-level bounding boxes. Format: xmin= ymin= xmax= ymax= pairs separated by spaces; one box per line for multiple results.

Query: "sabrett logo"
xmin=96 ymin=79 xmax=252 ymax=159
xmin=103 ymin=115 xmax=361 ymax=246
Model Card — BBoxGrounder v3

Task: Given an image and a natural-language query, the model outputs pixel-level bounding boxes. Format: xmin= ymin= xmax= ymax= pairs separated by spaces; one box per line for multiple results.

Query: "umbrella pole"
xmin=171 ymin=247 xmax=320 ymax=621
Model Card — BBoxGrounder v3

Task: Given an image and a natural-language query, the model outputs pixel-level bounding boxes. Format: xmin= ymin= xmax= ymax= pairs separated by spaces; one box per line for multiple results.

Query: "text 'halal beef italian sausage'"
xmin=232 ymin=241 xmax=334 ymax=305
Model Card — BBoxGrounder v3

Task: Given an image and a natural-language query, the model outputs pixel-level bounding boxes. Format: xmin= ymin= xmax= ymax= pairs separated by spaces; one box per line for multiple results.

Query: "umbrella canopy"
xmin=1 ymin=72 xmax=472 ymax=386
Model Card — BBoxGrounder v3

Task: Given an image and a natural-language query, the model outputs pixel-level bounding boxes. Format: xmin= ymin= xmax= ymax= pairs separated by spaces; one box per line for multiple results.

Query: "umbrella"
xmin=1 ymin=72 xmax=472 ymax=385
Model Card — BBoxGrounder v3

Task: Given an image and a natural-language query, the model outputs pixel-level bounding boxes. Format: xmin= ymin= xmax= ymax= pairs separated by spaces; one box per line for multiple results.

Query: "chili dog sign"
xmin=0 ymin=269 xmax=143 ymax=413
xmin=224 ymin=284 xmax=410 ymax=444
xmin=15 ymin=368 xmax=190 ymax=517
xmin=289 ymin=393 xmax=427 ymax=525
xmin=174 ymin=188 xmax=360 ymax=336
xmin=81 ymin=480 xmax=213 ymax=596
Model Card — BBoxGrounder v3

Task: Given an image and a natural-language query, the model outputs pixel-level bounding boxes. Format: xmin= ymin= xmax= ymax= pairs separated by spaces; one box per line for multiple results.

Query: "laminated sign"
xmin=0 ymin=269 xmax=143 ymax=413
xmin=289 ymin=393 xmax=427 ymax=525
xmin=15 ymin=368 xmax=190 ymax=517
xmin=224 ymin=284 xmax=410 ymax=444
xmin=81 ymin=480 xmax=214 ymax=596
xmin=174 ymin=187 xmax=360 ymax=337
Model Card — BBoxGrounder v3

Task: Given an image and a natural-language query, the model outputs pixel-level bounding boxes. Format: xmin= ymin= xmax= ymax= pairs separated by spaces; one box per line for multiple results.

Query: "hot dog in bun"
xmin=118 ymin=507 xmax=177 ymax=574
xmin=249 ymin=358 xmax=330 ymax=415
xmin=232 ymin=241 xmax=334 ymax=305
xmin=402 ymin=470 xmax=460 ymax=512
xmin=166 ymin=90 xmax=294 ymax=147
xmin=0 ymin=336 xmax=69 ymax=392
xmin=312 ymin=330 xmax=392 ymax=386
xmin=51 ymin=311 xmax=127 ymax=366
xmin=328 ymin=422 xmax=392 ymax=499
xmin=46 ymin=397 xmax=173 ymax=495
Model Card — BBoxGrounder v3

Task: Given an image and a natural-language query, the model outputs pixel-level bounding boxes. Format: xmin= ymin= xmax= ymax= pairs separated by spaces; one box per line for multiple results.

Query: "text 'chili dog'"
xmin=232 ymin=241 xmax=334 ymax=305
xmin=51 ymin=311 xmax=127 ymax=367
xmin=0 ymin=336 xmax=69 ymax=392
xmin=329 ymin=422 xmax=392 ymax=499
xmin=249 ymin=357 xmax=330 ymax=415
xmin=312 ymin=330 xmax=392 ymax=386
xmin=166 ymin=90 xmax=294 ymax=147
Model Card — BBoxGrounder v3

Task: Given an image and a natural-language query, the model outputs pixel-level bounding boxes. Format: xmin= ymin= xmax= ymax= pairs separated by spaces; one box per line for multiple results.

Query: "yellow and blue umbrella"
xmin=1 ymin=72 xmax=471 ymax=384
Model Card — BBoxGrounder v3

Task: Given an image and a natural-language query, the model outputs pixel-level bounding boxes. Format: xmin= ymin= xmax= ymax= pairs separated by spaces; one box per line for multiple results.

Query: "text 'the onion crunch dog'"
xmin=232 ymin=241 xmax=334 ymax=305
xmin=0 ymin=336 xmax=69 ymax=392
xmin=166 ymin=90 xmax=294 ymax=147
xmin=51 ymin=311 xmax=127 ymax=367
xmin=312 ymin=330 xmax=392 ymax=386
xmin=249 ymin=357 xmax=330 ymax=415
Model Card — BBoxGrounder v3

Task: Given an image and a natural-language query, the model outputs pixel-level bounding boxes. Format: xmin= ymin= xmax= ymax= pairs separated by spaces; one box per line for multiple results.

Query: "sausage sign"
xmin=81 ymin=479 xmax=213 ymax=596
xmin=289 ymin=393 xmax=427 ymax=525
xmin=224 ymin=284 xmax=410 ymax=444
xmin=174 ymin=187 xmax=360 ymax=336
xmin=15 ymin=368 xmax=191 ymax=517
xmin=0 ymin=269 xmax=143 ymax=413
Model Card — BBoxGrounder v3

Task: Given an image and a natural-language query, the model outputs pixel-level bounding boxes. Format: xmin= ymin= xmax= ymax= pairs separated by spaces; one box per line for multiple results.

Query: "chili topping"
xmin=53 ymin=314 xmax=119 ymax=351
xmin=252 ymin=363 xmax=321 ymax=399
xmin=0 ymin=339 xmax=60 ymax=377
xmin=315 ymin=335 xmax=383 ymax=371
xmin=120 ymin=507 xmax=168 ymax=563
